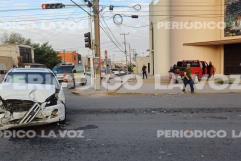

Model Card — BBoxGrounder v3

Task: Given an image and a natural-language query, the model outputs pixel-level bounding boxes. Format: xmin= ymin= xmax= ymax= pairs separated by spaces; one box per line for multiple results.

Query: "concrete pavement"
xmin=70 ymin=93 xmax=241 ymax=113
xmin=72 ymin=75 xmax=241 ymax=96
xmin=1 ymin=90 xmax=241 ymax=161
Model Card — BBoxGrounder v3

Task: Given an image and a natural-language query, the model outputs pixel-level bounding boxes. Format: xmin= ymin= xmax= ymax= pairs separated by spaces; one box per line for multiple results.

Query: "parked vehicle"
xmin=23 ymin=63 xmax=47 ymax=68
xmin=72 ymin=64 xmax=87 ymax=86
xmin=111 ymin=69 xmax=120 ymax=75
xmin=0 ymin=68 xmax=66 ymax=130
xmin=176 ymin=60 xmax=208 ymax=81
xmin=111 ymin=69 xmax=127 ymax=76
xmin=52 ymin=64 xmax=75 ymax=88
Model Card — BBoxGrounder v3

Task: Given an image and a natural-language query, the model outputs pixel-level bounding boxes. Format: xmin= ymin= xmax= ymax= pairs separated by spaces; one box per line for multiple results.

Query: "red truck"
xmin=176 ymin=60 xmax=208 ymax=81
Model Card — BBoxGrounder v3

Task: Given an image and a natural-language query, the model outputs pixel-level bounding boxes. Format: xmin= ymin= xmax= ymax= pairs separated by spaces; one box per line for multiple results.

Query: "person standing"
xmin=182 ymin=64 xmax=194 ymax=94
xmin=105 ymin=64 xmax=111 ymax=83
xmin=207 ymin=61 xmax=215 ymax=80
xmin=142 ymin=65 xmax=147 ymax=79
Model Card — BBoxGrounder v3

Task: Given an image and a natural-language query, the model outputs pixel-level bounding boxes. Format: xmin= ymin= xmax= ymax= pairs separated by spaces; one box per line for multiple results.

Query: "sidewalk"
xmin=72 ymin=75 xmax=241 ymax=96
xmin=71 ymin=75 xmax=241 ymax=113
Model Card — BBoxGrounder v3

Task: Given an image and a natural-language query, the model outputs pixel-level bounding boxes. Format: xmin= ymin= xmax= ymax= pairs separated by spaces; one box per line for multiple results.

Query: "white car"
xmin=0 ymin=68 xmax=66 ymax=130
xmin=72 ymin=64 xmax=87 ymax=86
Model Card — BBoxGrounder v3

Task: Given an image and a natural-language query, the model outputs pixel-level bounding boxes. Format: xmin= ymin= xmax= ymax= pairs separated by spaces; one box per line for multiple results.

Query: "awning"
xmin=183 ymin=38 xmax=241 ymax=46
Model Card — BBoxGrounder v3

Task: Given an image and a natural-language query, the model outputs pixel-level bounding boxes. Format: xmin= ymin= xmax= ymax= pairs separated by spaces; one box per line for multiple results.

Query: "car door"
xmin=73 ymin=65 xmax=86 ymax=85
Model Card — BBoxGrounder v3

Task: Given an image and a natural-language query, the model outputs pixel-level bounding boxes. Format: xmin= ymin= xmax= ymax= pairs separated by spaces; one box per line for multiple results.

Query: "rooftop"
xmin=184 ymin=38 xmax=241 ymax=46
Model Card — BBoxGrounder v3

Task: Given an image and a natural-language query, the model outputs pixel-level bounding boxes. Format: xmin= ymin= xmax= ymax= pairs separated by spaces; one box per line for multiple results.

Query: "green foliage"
xmin=1 ymin=32 xmax=60 ymax=68
xmin=32 ymin=42 xmax=61 ymax=69
xmin=128 ymin=64 xmax=134 ymax=73
xmin=1 ymin=33 xmax=32 ymax=45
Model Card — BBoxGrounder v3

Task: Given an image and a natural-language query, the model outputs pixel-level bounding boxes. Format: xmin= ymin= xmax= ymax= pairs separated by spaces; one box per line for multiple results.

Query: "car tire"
xmin=81 ymin=80 xmax=87 ymax=86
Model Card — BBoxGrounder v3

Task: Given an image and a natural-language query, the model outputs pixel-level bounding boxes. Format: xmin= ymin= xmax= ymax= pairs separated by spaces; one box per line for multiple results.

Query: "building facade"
xmin=58 ymin=51 xmax=81 ymax=65
xmin=150 ymin=0 xmax=241 ymax=76
xmin=0 ymin=44 xmax=34 ymax=70
xmin=136 ymin=56 xmax=151 ymax=74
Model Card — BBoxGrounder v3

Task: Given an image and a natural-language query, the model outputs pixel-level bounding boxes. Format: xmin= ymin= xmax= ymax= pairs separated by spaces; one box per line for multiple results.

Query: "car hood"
xmin=0 ymin=83 xmax=56 ymax=103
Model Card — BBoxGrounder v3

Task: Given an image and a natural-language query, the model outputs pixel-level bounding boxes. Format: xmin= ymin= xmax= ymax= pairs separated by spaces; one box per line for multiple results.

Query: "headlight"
xmin=45 ymin=94 xmax=58 ymax=107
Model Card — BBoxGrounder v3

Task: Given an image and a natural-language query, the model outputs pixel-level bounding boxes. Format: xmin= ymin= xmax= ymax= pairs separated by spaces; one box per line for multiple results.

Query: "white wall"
xmin=136 ymin=57 xmax=150 ymax=74
xmin=150 ymin=0 xmax=171 ymax=76
xmin=150 ymin=0 xmax=225 ymax=75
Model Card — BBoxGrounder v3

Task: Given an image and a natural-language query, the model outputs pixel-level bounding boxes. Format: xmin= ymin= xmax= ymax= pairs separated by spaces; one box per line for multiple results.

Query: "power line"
xmin=0 ymin=12 xmax=89 ymax=19
xmin=100 ymin=24 xmax=125 ymax=54
xmin=120 ymin=33 xmax=129 ymax=66
xmin=70 ymin=0 xmax=91 ymax=16
xmin=99 ymin=23 xmax=125 ymax=55
xmin=101 ymin=16 xmax=123 ymax=47
xmin=0 ymin=16 xmax=89 ymax=23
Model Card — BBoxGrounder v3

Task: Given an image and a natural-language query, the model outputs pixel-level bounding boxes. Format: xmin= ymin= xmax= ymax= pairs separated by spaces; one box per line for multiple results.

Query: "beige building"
xmin=135 ymin=56 xmax=151 ymax=74
xmin=150 ymin=0 xmax=241 ymax=76
xmin=0 ymin=44 xmax=34 ymax=70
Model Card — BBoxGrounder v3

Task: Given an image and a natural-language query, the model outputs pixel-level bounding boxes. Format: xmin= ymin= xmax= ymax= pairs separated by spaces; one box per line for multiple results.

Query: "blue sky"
xmin=0 ymin=0 xmax=152 ymax=62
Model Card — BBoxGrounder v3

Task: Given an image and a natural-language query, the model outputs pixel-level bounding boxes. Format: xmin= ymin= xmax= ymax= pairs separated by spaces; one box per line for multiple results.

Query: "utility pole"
xmin=88 ymin=6 xmax=95 ymax=87
xmin=120 ymin=33 xmax=129 ymax=69
xmin=151 ymin=22 xmax=155 ymax=75
xmin=63 ymin=49 xmax=66 ymax=63
xmin=93 ymin=0 xmax=101 ymax=90
xmin=132 ymin=49 xmax=137 ymax=62
xmin=128 ymin=44 xmax=132 ymax=66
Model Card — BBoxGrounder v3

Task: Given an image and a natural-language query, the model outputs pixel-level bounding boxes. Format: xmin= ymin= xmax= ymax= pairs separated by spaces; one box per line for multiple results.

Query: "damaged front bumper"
xmin=0 ymin=101 xmax=65 ymax=130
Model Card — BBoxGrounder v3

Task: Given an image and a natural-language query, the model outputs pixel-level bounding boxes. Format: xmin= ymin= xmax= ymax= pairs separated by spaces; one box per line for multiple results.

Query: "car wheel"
xmin=81 ymin=80 xmax=87 ymax=86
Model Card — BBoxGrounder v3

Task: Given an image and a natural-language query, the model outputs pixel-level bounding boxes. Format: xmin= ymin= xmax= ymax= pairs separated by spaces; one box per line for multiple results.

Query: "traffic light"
xmin=131 ymin=15 xmax=139 ymax=19
xmin=83 ymin=0 xmax=93 ymax=8
xmin=42 ymin=3 xmax=65 ymax=9
xmin=109 ymin=5 xmax=114 ymax=11
xmin=84 ymin=32 xmax=91 ymax=49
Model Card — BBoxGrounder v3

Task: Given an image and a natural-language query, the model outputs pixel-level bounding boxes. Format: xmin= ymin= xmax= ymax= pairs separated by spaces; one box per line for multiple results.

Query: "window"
xmin=52 ymin=66 xmax=73 ymax=74
xmin=4 ymin=72 xmax=59 ymax=87
xmin=19 ymin=47 xmax=32 ymax=63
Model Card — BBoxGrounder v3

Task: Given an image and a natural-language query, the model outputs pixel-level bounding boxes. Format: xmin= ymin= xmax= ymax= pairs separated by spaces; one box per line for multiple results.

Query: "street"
xmin=0 ymin=0 xmax=241 ymax=161
xmin=0 ymin=90 xmax=241 ymax=161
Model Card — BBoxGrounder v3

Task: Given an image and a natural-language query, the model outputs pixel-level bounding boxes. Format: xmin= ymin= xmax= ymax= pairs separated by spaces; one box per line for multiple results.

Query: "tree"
xmin=1 ymin=33 xmax=32 ymax=45
xmin=32 ymin=42 xmax=61 ymax=68
xmin=1 ymin=32 xmax=61 ymax=68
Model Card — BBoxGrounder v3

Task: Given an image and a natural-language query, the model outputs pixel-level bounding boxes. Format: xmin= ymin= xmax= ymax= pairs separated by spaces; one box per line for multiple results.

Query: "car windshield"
xmin=53 ymin=66 xmax=73 ymax=74
xmin=177 ymin=61 xmax=200 ymax=67
xmin=74 ymin=65 xmax=84 ymax=73
xmin=4 ymin=72 xmax=59 ymax=86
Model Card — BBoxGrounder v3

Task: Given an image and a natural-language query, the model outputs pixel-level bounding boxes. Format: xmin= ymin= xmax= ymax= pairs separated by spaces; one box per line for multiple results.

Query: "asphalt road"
xmin=0 ymin=90 xmax=241 ymax=161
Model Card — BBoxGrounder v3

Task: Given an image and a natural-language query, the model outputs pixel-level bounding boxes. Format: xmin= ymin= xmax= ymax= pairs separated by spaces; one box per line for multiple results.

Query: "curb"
xmin=69 ymin=107 xmax=241 ymax=114
xmin=71 ymin=90 xmax=241 ymax=97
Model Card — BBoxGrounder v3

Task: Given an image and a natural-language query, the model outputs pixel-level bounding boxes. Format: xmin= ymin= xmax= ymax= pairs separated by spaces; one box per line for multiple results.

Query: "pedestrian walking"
xmin=142 ymin=65 xmax=147 ymax=79
xmin=105 ymin=64 xmax=111 ymax=83
xmin=207 ymin=61 xmax=215 ymax=80
xmin=182 ymin=64 xmax=194 ymax=94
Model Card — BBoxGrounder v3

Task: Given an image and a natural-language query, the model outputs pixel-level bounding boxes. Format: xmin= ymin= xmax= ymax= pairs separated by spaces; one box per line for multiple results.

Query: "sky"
xmin=0 ymin=0 xmax=152 ymax=63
